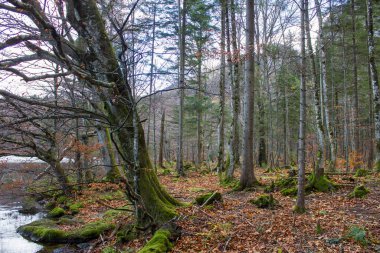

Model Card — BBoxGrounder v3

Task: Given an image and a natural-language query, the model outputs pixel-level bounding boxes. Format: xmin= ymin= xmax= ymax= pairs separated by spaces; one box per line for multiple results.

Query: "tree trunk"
xmin=315 ymin=0 xmax=336 ymax=171
xmin=159 ymin=111 xmax=166 ymax=168
xmin=295 ymin=0 xmax=307 ymax=213
xmin=177 ymin=0 xmax=186 ymax=176
xmin=351 ymin=0 xmax=360 ymax=158
xmin=367 ymin=0 xmax=380 ymax=170
xmin=226 ymin=0 xmax=241 ymax=179
xmin=68 ymin=0 xmax=180 ymax=225
xmin=305 ymin=2 xmax=324 ymax=179
xmin=217 ymin=0 xmax=226 ymax=174
xmin=240 ymin=0 xmax=258 ymax=189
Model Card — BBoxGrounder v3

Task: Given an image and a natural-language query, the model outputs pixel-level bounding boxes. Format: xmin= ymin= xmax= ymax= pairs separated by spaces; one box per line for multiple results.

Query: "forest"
xmin=0 ymin=0 xmax=379 ymax=252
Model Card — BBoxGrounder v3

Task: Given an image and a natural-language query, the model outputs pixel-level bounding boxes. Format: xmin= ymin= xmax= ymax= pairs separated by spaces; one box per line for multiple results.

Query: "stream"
xmin=0 ymin=205 xmax=44 ymax=253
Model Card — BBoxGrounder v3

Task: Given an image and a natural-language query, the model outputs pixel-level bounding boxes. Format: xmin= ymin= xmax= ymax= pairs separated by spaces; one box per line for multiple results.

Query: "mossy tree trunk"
xmin=64 ymin=0 xmax=180 ymax=225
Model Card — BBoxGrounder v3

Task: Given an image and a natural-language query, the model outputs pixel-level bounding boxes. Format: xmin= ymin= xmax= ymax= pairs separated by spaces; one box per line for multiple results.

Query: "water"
xmin=0 ymin=205 xmax=44 ymax=253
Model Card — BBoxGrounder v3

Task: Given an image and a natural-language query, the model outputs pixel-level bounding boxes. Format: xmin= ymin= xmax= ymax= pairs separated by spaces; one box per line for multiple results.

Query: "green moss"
xmin=56 ymin=196 xmax=68 ymax=204
xmin=306 ymin=174 xmax=335 ymax=192
xmin=280 ymin=187 xmax=297 ymax=196
xmin=264 ymin=181 xmax=275 ymax=193
xmin=275 ymin=177 xmax=297 ymax=189
xmin=316 ymin=222 xmax=324 ymax=235
xmin=349 ymin=185 xmax=370 ymax=198
xmin=102 ymin=246 xmax=118 ymax=253
xmin=249 ymin=194 xmax=278 ymax=209
xmin=17 ymin=218 xmax=114 ymax=243
xmin=138 ymin=229 xmax=172 ymax=253
xmin=69 ymin=203 xmax=83 ymax=215
xmin=116 ymin=224 xmax=138 ymax=243
xmin=220 ymin=178 xmax=239 ymax=189
xmin=48 ymin=207 xmax=65 ymax=218
xmin=354 ymin=169 xmax=369 ymax=177
xmin=195 ymin=192 xmax=222 ymax=206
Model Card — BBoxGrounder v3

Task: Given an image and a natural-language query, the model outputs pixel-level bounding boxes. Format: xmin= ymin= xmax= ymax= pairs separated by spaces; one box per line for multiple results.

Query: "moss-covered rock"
xmin=48 ymin=207 xmax=65 ymax=218
xmin=349 ymin=185 xmax=370 ymax=198
xmin=17 ymin=218 xmax=114 ymax=243
xmin=280 ymin=187 xmax=298 ymax=197
xmin=195 ymin=192 xmax=222 ymax=206
xmin=19 ymin=197 xmax=41 ymax=214
xmin=306 ymin=174 xmax=335 ymax=192
xmin=138 ymin=229 xmax=172 ymax=253
xmin=69 ymin=203 xmax=83 ymax=215
xmin=354 ymin=169 xmax=369 ymax=177
xmin=250 ymin=194 xmax=278 ymax=209
xmin=56 ymin=196 xmax=68 ymax=204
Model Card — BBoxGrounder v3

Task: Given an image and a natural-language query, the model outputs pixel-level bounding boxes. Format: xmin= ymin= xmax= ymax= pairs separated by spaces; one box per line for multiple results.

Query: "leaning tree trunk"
xmin=295 ymin=0 xmax=307 ymax=213
xmin=367 ymin=0 xmax=380 ymax=170
xmin=67 ymin=0 xmax=180 ymax=225
xmin=240 ymin=0 xmax=258 ymax=189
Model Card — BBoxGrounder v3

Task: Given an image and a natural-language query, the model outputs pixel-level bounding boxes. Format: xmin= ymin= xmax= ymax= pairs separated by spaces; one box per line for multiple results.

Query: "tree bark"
xmin=305 ymin=1 xmax=324 ymax=179
xmin=367 ymin=0 xmax=380 ymax=170
xmin=240 ymin=0 xmax=258 ymax=189
xmin=177 ymin=0 xmax=186 ymax=176
xmin=217 ymin=0 xmax=226 ymax=174
xmin=226 ymin=0 xmax=241 ymax=179
xmin=159 ymin=111 xmax=166 ymax=168
xmin=295 ymin=0 xmax=307 ymax=213
xmin=314 ymin=0 xmax=336 ymax=171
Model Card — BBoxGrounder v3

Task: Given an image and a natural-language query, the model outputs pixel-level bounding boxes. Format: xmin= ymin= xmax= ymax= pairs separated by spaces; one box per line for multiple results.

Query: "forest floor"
xmin=11 ymin=166 xmax=380 ymax=253
xmin=153 ymin=167 xmax=380 ymax=253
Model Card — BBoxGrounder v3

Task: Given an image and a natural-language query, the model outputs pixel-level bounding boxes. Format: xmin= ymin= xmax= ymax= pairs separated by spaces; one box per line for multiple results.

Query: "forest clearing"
xmin=0 ymin=0 xmax=379 ymax=252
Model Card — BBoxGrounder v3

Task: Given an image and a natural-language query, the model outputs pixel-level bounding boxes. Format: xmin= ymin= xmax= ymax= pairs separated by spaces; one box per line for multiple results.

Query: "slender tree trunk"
xmin=159 ymin=110 xmax=166 ymax=168
xmin=177 ymin=0 xmax=186 ymax=176
xmin=351 ymin=0 xmax=360 ymax=158
xmin=226 ymin=0 xmax=241 ymax=179
xmin=217 ymin=0 xmax=226 ymax=173
xmin=196 ymin=42 xmax=203 ymax=169
xmin=295 ymin=0 xmax=307 ymax=213
xmin=315 ymin=0 xmax=336 ymax=171
xmin=367 ymin=0 xmax=380 ymax=170
xmin=147 ymin=4 xmax=157 ymax=149
xmin=342 ymin=25 xmax=350 ymax=173
xmin=305 ymin=2 xmax=324 ymax=179
xmin=240 ymin=0 xmax=257 ymax=189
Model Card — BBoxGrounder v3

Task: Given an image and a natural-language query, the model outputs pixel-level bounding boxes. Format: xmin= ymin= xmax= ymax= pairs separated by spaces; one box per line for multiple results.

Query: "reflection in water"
xmin=0 ymin=205 xmax=44 ymax=253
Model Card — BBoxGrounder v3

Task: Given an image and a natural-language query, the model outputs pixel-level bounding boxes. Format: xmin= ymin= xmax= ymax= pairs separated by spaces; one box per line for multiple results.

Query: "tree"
xmin=226 ymin=0 xmax=241 ymax=180
xmin=295 ymin=0 xmax=307 ymax=213
xmin=366 ymin=0 xmax=380 ymax=170
xmin=177 ymin=0 xmax=187 ymax=176
xmin=0 ymin=0 xmax=179 ymax=226
xmin=314 ymin=0 xmax=337 ymax=171
xmin=217 ymin=0 xmax=227 ymax=173
xmin=240 ymin=0 xmax=258 ymax=189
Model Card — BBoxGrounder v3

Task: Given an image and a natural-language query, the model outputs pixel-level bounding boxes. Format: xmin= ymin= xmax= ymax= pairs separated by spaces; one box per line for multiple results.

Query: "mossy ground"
xmin=17 ymin=218 xmax=114 ymax=243
xmin=250 ymin=194 xmax=278 ymax=209
xmin=349 ymin=185 xmax=370 ymax=198
xmin=138 ymin=229 xmax=172 ymax=253
xmin=47 ymin=207 xmax=65 ymax=218
xmin=195 ymin=192 xmax=222 ymax=205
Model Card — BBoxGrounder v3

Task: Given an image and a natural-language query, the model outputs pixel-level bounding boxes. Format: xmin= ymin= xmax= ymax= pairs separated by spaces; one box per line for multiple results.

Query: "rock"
xmin=19 ymin=197 xmax=42 ymax=215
